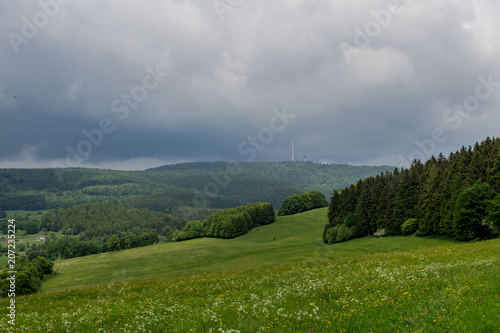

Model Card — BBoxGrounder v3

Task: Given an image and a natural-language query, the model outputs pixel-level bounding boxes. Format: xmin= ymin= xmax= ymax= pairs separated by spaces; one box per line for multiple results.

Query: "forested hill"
xmin=41 ymin=202 xmax=184 ymax=238
xmin=325 ymin=137 xmax=500 ymax=244
xmin=0 ymin=162 xmax=392 ymax=213
xmin=148 ymin=161 xmax=393 ymax=196
xmin=0 ymin=168 xmax=305 ymax=212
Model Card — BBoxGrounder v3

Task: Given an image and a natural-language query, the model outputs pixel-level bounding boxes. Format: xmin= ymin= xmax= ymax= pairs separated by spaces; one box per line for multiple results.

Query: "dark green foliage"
xmin=107 ymin=235 xmax=120 ymax=252
xmin=486 ymin=195 xmax=500 ymax=235
xmin=278 ymin=191 xmax=327 ymax=216
xmin=488 ymin=153 xmax=500 ymax=192
xmin=324 ymin=224 xmax=355 ymax=243
xmin=278 ymin=194 xmax=303 ymax=216
xmin=201 ymin=203 xmax=276 ymax=240
xmin=142 ymin=169 xmax=305 ymax=209
xmin=170 ymin=207 xmax=218 ymax=223
xmin=0 ymin=255 xmax=54 ymax=297
xmin=453 ymin=182 xmax=495 ymax=240
xmin=31 ymin=256 xmax=54 ymax=276
xmin=401 ymin=218 xmax=418 ymax=236
xmin=245 ymin=202 xmax=276 ymax=227
xmin=0 ymin=194 xmax=46 ymax=210
xmin=28 ymin=232 xmax=160 ymax=260
xmin=150 ymin=161 xmax=393 ymax=198
xmin=23 ymin=220 xmax=40 ymax=234
xmin=325 ymin=137 xmax=500 ymax=243
xmin=0 ymin=210 xmax=6 ymax=218
xmin=220 ymin=212 xmax=252 ymax=239
xmin=42 ymin=202 xmax=184 ymax=237
xmin=0 ymin=162 xmax=388 ymax=227
xmin=175 ymin=220 xmax=204 ymax=241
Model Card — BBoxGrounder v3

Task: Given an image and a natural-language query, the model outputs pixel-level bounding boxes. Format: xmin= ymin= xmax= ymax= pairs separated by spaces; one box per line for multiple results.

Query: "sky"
xmin=1 ymin=0 xmax=500 ymax=170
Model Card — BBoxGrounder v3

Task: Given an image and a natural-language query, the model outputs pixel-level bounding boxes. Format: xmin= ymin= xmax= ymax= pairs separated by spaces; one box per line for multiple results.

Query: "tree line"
xmin=26 ymin=232 xmax=160 ymax=260
xmin=40 ymin=202 xmax=184 ymax=238
xmin=278 ymin=191 xmax=328 ymax=216
xmin=170 ymin=202 xmax=276 ymax=241
xmin=324 ymin=137 xmax=500 ymax=243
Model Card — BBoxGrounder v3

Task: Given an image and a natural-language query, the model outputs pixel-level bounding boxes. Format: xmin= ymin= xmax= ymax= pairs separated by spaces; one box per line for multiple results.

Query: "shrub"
xmin=221 ymin=212 xmax=252 ymax=239
xmin=401 ymin=218 xmax=418 ymax=236
xmin=325 ymin=226 xmax=337 ymax=244
xmin=335 ymin=224 xmax=353 ymax=242
xmin=176 ymin=220 xmax=204 ymax=241
xmin=249 ymin=202 xmax=275 ymax=226
xmin=324 ymin=224 xmax=354 ymax=243
xmin=203 ymin=203 xmax=276 ymax=239
xmin=453 ymin=182 xmax=495 ymax=240
xmin=278 ymin=192 xmax=327 ymax=216
xmin=373 ymin=228 xmax=386 ymax=237
xmin=278 ymin=194 xmax=304 ymax=216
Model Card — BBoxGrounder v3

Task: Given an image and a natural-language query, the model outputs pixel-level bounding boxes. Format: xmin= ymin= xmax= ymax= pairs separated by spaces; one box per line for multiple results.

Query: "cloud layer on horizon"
xmin=1 ymin=0 xmax=500 ymax=170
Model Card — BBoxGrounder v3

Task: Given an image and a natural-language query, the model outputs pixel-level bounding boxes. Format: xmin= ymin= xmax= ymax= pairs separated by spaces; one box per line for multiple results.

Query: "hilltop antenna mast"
xmin=292 ymin=141 xmax=295 ymax=162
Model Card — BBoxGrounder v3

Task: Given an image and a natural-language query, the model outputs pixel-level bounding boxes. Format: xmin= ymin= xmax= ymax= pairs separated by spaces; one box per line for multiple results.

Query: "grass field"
xmin=2 ymin=208 xmax=498 ymax=332
xmin=39 ymin=208 xmax=458 ymax=293
xmin=1 ymin=238 xmax=499 ymax=332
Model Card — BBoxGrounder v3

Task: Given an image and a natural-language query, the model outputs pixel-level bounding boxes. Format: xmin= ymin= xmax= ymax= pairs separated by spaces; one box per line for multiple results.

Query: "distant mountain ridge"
xmin=0 ymin=162 xmax=393 ymax=215
xmin=148 ymin=161 xmax=394 ymax=196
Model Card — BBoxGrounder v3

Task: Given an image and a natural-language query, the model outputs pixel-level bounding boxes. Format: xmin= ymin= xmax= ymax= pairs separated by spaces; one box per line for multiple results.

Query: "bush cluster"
xmin=278 ymin=191 xmax=328 ymax=216
xmin=171 ymin=202 xmax=275 ymax=241
xmin=204 ymin=202 xmax=275 ymax=239
xmin=401 ymin=218 xmax=418 ymax=235
xmin=0 ymin=255 xmax=54 ymax=296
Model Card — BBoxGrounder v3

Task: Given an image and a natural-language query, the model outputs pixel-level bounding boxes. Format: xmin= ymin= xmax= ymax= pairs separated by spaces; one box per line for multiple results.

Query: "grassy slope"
xmin=3 ymin=236 xmax=499 ymax=332
xmin=40 ymin=208 xmax=458 ymax=293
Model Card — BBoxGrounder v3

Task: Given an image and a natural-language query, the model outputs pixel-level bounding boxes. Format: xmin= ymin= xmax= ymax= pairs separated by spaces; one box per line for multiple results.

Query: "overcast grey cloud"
xmin=1 ymin=0 xmax=499 ymax=170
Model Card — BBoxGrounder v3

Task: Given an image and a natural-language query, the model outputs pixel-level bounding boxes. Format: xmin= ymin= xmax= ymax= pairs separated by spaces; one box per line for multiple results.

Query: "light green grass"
xmin=40 ymin=208 xmax=458 ymax=293
xmin=2 ymin=238 xmax=498 ymax=332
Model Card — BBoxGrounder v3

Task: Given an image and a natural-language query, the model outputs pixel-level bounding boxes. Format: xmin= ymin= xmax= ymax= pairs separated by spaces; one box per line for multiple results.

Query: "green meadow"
xmin=40 ymin=208 xmax=458 ymax=293
xmin=1 ymin=208 xmax=499 ymax=332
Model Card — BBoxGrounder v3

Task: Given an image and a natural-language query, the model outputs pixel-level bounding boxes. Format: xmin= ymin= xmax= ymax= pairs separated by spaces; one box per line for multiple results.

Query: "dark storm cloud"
xmin=1 ymin=0 xmax=499 ymax=169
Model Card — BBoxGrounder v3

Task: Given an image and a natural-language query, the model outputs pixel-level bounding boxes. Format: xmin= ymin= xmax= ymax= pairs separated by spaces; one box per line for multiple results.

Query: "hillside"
xmin=0 ymin=162 xmax=393 ymax=222
xmin=0 ymin=167 xmax=305 ymax=213
xmin=148 ymin=161 xmax=394 ymax=197
xmin=3 ymin=233 xmax=498 ymax=332
xmin=39 ymin=208 xmax=458 ymax=293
